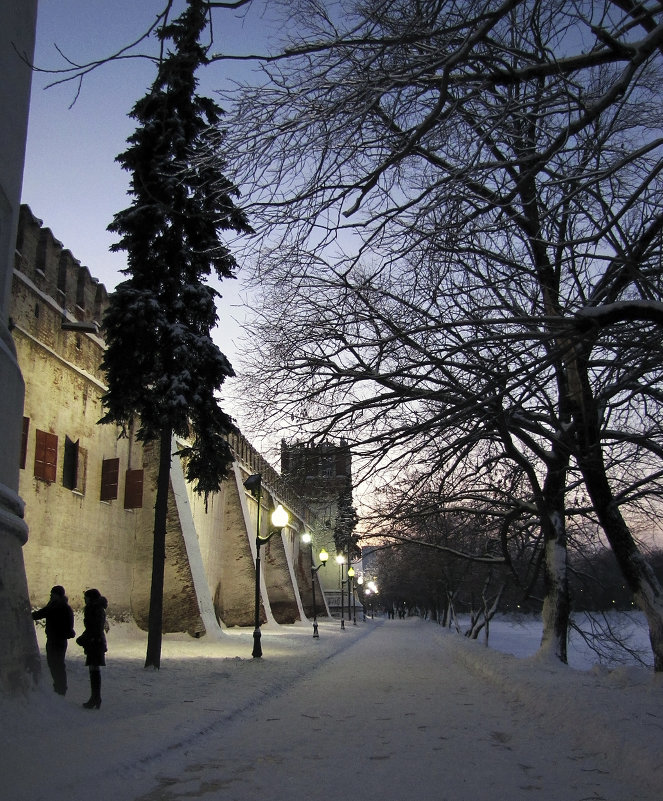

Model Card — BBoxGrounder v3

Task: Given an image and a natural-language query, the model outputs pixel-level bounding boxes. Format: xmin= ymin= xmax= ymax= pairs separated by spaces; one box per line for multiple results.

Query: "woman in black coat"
xmin=76 ymin=588 xmax=107 ymax=709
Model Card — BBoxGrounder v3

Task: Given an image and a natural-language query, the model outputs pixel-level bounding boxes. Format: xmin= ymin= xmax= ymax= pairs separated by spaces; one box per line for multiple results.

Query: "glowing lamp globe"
xmin=271 ymin=504 xmax=289 ymax=528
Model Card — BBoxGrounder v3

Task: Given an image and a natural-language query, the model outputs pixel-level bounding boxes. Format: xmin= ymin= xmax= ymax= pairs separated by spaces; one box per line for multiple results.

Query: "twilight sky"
xmin=21 ymin=0 xmax=279 ymax=364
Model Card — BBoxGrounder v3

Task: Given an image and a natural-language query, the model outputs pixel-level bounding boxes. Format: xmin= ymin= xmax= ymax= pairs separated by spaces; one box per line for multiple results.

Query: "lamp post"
xmin=347 ymin=566 xmax=357 ymax=625
xmin=302 ymin=532 xmax=328 ymax=638
xmin=364 ymin=580 xmax=377 ymax=618
xmin=336 ymin=553 xmax=346 ymax=629
xmin=357 ymin=575 xmax=365 ymax=621
xmin=244 ymin=473 xmax=289 ymax=658
xmin=346 ymin=542 xmax=352 ymax=626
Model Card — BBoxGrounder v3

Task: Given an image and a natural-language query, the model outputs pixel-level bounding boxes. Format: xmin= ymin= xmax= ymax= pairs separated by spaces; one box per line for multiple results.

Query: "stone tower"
xmin=280 ymin=439 xmax=353 ymax=595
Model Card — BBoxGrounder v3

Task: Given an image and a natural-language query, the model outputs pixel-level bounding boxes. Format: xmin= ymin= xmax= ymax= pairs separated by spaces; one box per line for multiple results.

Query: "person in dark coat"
xmin=32 ymin=585 xmax=75 ymax=695
xmin=76 ymin=588 xmax=108 ymax=709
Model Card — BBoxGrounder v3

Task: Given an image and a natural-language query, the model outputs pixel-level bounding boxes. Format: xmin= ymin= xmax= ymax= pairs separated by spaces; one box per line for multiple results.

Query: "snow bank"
xmin=447 ymin=626 xmax=663 ymax=798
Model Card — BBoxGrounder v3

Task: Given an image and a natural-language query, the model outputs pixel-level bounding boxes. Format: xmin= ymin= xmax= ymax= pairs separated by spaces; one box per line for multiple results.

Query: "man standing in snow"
xmin=32 ymin=585 xmax=75 ymax=695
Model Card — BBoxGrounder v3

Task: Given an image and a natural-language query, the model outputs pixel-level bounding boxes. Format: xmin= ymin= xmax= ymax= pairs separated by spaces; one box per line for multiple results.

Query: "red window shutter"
xmin=124 ymin=468 xmax=144 ymax=509
xmin=100 ymin=457 xmax=120 ymax=501
xmin=34 ymin=430 xmax=57 ymax=482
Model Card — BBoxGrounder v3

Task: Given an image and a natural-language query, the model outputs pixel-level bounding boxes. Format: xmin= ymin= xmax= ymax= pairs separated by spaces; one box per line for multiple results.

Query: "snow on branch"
xmin=574 ymin=300 xmax=663 ymax=330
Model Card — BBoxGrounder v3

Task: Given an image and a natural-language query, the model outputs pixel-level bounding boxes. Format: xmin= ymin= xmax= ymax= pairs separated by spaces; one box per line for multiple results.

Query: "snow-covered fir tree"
xmin=100 ymin=0 xmax=252 ymax=668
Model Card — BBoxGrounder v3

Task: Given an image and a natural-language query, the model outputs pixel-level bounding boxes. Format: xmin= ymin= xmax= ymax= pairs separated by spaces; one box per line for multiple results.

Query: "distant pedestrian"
xmin=32 ymin=585 xmax=75 ymax=695
xmin=76 ymin=588 xmax=108 ymax=709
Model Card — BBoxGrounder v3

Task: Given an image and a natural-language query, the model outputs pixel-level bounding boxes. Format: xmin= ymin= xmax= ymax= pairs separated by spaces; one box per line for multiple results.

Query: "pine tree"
xmin=100 ymin=0 xmax=252 ymax=668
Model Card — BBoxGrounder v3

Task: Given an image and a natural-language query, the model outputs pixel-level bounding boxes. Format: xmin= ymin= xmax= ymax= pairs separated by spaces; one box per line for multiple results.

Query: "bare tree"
xmin=219 ymin=0 xmax=663 ymax=667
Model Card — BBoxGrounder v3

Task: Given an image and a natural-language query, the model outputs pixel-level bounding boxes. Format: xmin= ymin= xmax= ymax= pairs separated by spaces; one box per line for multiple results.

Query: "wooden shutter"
xmin=124 ymin=468 xmax=144 ymax=509
xmin=100 ymin=458 xmax=120 ymax=501
xmin=34 ymin=430 xmax=57 ymax=482
xmin=76 ymin=446 xmax=87 ymax=493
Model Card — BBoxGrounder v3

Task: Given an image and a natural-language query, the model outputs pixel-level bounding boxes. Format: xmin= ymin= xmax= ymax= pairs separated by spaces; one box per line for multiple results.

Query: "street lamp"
xmin=365 ymin=581 xmax=377 ymax=618
xmin=347 ymin=566 xmax=357 ymax=625
xmin=244 ymin=473 xmax=289 ymax=658
xmin=302 ymin=532 xmax=328 ymax=638
xmin=336 ymin=553 xmax=346 ymax=630
xmin=357 ymin=575 xmax=366 ymax=620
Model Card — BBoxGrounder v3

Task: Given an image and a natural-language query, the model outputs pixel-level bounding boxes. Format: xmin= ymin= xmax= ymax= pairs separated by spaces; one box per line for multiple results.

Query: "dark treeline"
xmin=369 ymin=544 xmax=663 ymax=622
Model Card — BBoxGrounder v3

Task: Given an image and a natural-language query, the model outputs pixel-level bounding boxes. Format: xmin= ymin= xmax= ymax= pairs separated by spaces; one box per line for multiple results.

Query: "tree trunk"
xmin=579 ymin=451 xmax=663 ymax=671
xmin=569 ymin=356 xmax=663 ymax=670
xmin=538 ymin=457 xmax=571 ymax=664
xmin=144 ymin=427 xmax=172 ymax=669
xmin=539 ymin=527 xmax=570 ymax=663
xmin=499 ymin=404 xmax=571 ymax=663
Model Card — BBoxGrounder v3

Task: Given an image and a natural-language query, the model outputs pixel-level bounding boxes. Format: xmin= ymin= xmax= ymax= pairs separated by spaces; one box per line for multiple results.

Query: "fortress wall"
xmin=13 ymin=205 xmax=320 ymax=633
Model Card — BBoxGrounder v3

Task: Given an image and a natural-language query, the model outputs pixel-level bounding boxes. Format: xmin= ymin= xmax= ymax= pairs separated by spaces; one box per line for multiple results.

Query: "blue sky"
xmin=21 ymin=0 xmax=277 ymax=362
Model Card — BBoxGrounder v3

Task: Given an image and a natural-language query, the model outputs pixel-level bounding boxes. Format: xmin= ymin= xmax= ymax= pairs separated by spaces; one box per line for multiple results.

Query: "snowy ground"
xmin=2 ymin=612 xmax=661 ymax=801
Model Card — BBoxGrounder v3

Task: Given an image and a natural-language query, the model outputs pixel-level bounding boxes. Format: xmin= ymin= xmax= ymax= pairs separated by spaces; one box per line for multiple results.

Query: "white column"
xmin=0 ymin=0 xmax=41 ymax=694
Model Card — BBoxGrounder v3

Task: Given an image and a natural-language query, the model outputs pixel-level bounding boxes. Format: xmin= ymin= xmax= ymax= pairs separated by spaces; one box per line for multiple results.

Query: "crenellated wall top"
xmin=14 ymin=205 xmax=109 ymax=325
xmin=228 ymin=429 xmax=321 ymax=531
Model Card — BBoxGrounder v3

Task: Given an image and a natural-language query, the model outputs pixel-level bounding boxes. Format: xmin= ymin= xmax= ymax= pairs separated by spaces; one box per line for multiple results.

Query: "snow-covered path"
xmin=132 ymin=619 xmax=649 ymax=801
xmin=5 ymin=615 xmax=660 ymax=801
